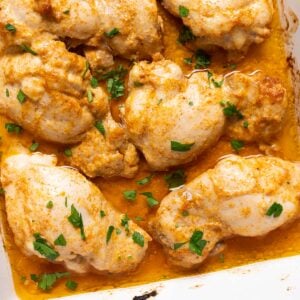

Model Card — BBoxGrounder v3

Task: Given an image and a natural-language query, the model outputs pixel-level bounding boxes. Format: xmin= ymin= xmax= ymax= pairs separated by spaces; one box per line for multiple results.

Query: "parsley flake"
xmin=178 ymin=26 xmax=195 ymax=44
xmin=179 ymin=6 xmax=189 ymax=17
xmin=5 ymin=23 xmax=16 ymax=33
xmin=164 ymin=169 xmax=186 ymax=190
xmin=66 ymin=280 xmax=78 ymax=291
xmin=266 ymin=202 xmax=283 ymax=218
xmin=20 ymin=44 xmax=37 ymax=55
xmin=132 ymin=231 xmax=144 ymax=247
xmin=105 ymin=28 xmax=120 ymax=38
xmin=46 ymin=201 xmax=53 ymax=209
xmin=106 ymin=225 xmax=115 ymax=244
xmin=54 ymin=234 xmax=67 ymax=246
xmin=141 ymin=192 xmax=159 ymax=208
xmin=29 ymin=141 xmax=39 ymax=152
xmin=136 ymin=175 xmax=153 ymax=186
xmin=189 ymin=230 xmax=207 ymax=256
xmin=5 ymin=123 xmax=22 ymax=134
xmin=17 ymin=89 xmax=26 ymax=104
xmin=33 ymin=233 xmax=59 ymax=261
xmin=95 ymin=120 xmax=105 ymax=136
xmin=68 ymin=204 xmax=86 ymax=240
xmin=123 ymin=190 xmax=137 ymax=202
xmin=171 ymin=141 xmax=194 ymax=152
xmin=231 ymin=140 xmax=244 ymax=152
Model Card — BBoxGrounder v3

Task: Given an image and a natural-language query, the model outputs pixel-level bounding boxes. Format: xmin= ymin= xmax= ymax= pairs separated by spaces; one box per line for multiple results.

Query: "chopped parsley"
xmin=105 ymin=28 xmax=120 ymax=38
xmin=33 ymin=233 xmax=59 ymax=261
xmin=90 ymin=77 xmax=99 ymax=88
xmin=0 ymin=188 xmax=5 ymax=195
xmin=195 ymin=50 xmax=211 ymax=69
xmin=100 ymin=210 xmax=106 ymax=218
xmin=17 ymin=89 xmax=26 ymax=104
xmin=121 ymin=214 xmax=130 ymax=233
xmin=178 ymin=26 xmax=195 ymax=44
xmin=5 ymin=23 xmax=16 ymax=33
xmin=221 ymin=101 xmax=244 ymax=119
xmin=64 ymin=148 xmax=72 ymax=157
xmin=173 ymin=242 xmax=187 ymax=250
xmin=29 ymin=141 xmax=39 ymax=152
xmin=231 ymin=140 xmax=244 ymax=152
xmin=95 ymin=120 xmax=105 ymax=136
xmin=68 ymin=204 xmax=86 ymax=240
xmin=97 ymin=65 xmax=127 ymax=100
xmin=123 ymin=190 xmax=137 ymax=202
xmin=266 ymin=202 xmax=283 ymax=217
xmin=189 ymin=230 xmax=207 ymax=256
xmin=171 ymin=141 xmax=194 ymax=152
xmin=5 ymin=123 xmax=22 ymax=134
xmin=211 ymin=78 xmax=224 ymax=88
xmin=132 ymin=231 xmax=144 ymax=247
xmin=63 ymin=9 xmax=70 ymax=15
xmin=66 ymin=280 xmax=78 ymax=291
xmin=46 ymin=201 xmax=53 ymax=209
xmin=106 ymin=225 xmax=115 ymax=244
xmin=5 ymin=88 xmax=9 ymax=97
xmin=87 ymin=89 xmax=94 ymax=103
xmin=164 ymin=169 xmax=186 ymax=190
xmin=32 ymin=272 xmax=69 ymax=291
xmin=141 ymin=192 xmax=159 ymax=208
xmin=54 ymin=234 xmax=67 ymax=246
xmin=20 ymin=44 xmax=37 ymax=56
xmin=243 ymin=121 xmax=249 ymax=128
xmin=82 ymin=61 xmax=90 ymax=79
xmin=136 ymin=175 xmax=153 ymax=186
xmin=184 ymin=57 xmax=193 ymax=65
xmin=179 ymin=5 xmax=189 ymax=17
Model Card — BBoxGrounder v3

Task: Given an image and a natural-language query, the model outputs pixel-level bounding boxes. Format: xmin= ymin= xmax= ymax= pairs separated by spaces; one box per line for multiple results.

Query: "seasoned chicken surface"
xmin=124 ymin=60 xmax=287 ymax=170
xmin=0 ymin=35 xmax=108 ymax=144
xmin=70 ymin=113 xmax=139 ymax=178
xmin=2 ymin=150 xmax=150 ymax=274
xmin=162 ymin=0 xmax=273 ymax=52
xmin=0 ymin=0 xmax=163 ymax=63
xmin=152 ymin=155 xmax=300 ymax=269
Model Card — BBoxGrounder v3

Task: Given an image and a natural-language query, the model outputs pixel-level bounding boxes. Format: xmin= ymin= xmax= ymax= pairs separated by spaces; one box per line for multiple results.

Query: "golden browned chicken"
xmin=151 ymin=155 xmax=300 ymax=269
xmin=124 ymin=60 xmax=287 ymax=170
xmin=2 ymin=149 xmax=150 ymax=274
xmin=162 ymin=0 xmax=273 ymax=52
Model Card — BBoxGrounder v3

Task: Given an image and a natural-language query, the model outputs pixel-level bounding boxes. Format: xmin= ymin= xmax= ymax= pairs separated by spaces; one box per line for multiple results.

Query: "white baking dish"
xmin=1 ymin=0 xmax=300 ymax=299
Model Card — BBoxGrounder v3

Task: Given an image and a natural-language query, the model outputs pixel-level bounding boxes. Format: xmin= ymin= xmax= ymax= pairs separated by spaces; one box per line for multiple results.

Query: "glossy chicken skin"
xmin=162 ymin=0 xmax=273 ymax=51
xmin=124 ymin=60 xmax=287 ymax=170
xmin=152 ymin=155 xmax=300 ymax=269
xmin=1 ymin=150 xmax=150 ymax=274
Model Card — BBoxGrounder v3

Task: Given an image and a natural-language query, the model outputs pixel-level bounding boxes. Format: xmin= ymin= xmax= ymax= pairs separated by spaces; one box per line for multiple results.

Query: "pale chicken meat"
xmin=0 ymin=0 xmax=163 ymax=63
xmin=124 ymin=60 xmax=287 ymax=170
xmin=0 ymin=35 xmax=108 ymax=144
xmin=162 ymin=0 xmax=273 ymax=52
xmin=70 ymin=113 xmax=139 ymax=178
xmin=151 ymin=155 xmax=300 ymax=269
xmin=1 ymin=150 xmax=150 ymax=274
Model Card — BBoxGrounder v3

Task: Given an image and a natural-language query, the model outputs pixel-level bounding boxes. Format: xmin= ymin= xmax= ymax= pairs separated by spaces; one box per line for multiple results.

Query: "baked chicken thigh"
xmin=124 ymin=59 xmax=287 ymax=170
xmin=163 ymin=0 xmax=273 ymax=52
xmin=1 ymin=150 xmax=150 ymax=273
xmin=151 ymin=155 xmax=300 ymax=268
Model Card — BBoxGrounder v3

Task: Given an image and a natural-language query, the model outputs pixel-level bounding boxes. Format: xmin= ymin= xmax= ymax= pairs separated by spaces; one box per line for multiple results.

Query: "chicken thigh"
xmin=124 ymin=60 xmax=287 ymax=170
xmin=0 ymin=0 xmax=163 ymax=63
xmin=163 ymin=0 xmax=273 ymax=52
xmin=151 ymin=155 xmax=300 ymax=269
xmin=0 ymin=35 xmax=108 ymax=144
xmin=1 ymin=149 xmax=150 ymax=274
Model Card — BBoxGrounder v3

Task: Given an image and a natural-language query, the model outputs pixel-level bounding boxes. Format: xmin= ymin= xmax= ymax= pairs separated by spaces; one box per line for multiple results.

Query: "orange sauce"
xmin=1 ymin=2 xmax=300 ymax=299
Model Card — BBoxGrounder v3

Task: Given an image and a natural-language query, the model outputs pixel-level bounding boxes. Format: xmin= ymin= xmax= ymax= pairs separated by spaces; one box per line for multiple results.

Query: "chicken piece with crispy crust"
xmin=163 ymin=0 xmax=273 ymax=52
xmin=2 ymin=150 xmax=150 ymax=274
xmin=151 ymin=155 xmax=300 ymax=269
xmin=124 ymin=59 xmax=287 ymax=170
xmin=70 ymin=113 xmax=139 ymax=178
